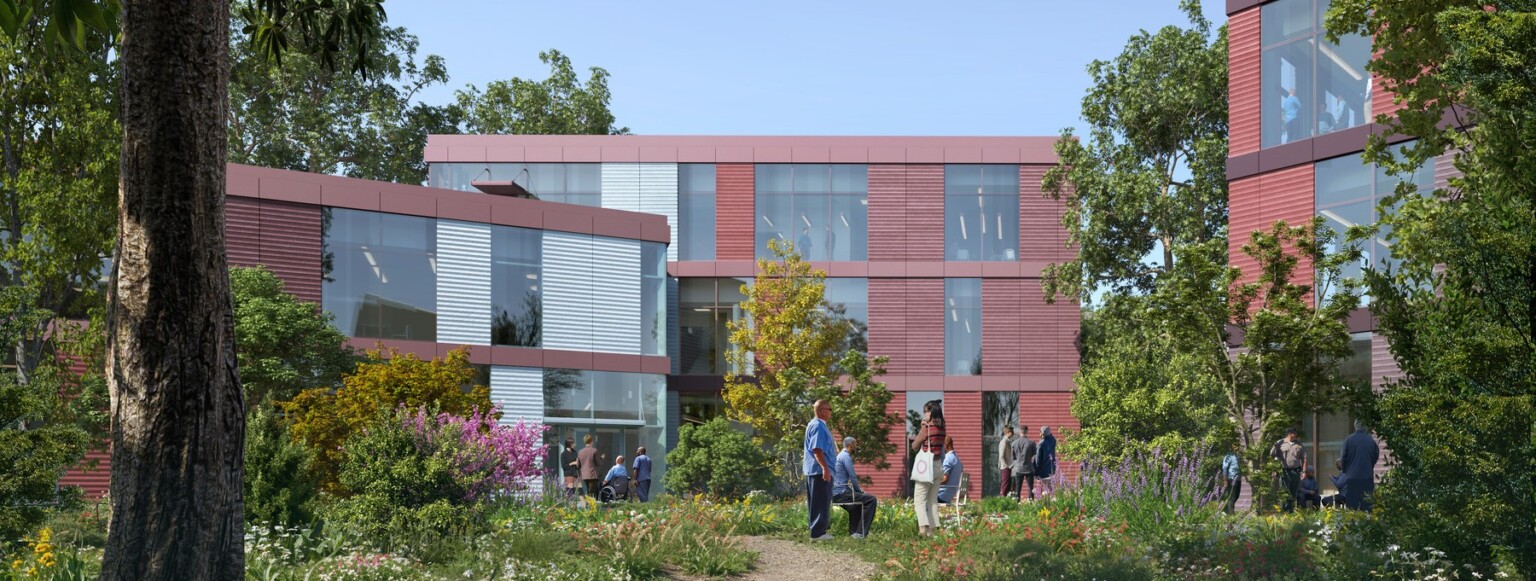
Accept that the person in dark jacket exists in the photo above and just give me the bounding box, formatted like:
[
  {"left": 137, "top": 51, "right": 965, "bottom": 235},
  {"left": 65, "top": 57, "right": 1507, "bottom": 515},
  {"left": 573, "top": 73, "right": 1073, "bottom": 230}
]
[
  {"left": 1338, "top": 420, "right": 1380, "bottom": 510},
  {"left": 1299, "top": 467, "right": 1322, "bottom": 509},
  {"left": 1034, "top": 426, "right": 1057, "bottom": 498},
  {"left": 1010, "top": 425, "right": 1037, "bottom": 501}
]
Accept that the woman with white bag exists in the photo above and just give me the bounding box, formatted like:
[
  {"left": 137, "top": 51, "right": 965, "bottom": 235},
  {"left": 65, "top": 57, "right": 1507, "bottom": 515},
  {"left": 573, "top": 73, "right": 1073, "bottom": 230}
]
[{"left": 909, "top": 400, "right": 947, "bottom": 537}]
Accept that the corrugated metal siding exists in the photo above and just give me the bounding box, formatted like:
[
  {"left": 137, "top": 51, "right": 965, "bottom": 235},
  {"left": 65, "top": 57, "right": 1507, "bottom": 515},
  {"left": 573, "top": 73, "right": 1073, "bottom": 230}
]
[
  {"left": 256, "top": 201, "right": 324, "bottom": 304},
  {"left": 601, "top": 163, "right": 641, "bottom": 213},
  {"left": 716, "top": 164, "right": 755, "bottom": 259},
  {"left": 1229, "top": 8, "right": 1262, "bottom": 156},
  {"left": 869, "top": 279, "right": 907, "bottom": 374},
  {"left": 435, "top": 220, "right": 492, "bottom": 345},
  {"left": 1018, "top": 392, "right": 1079, "bottom": 485},
  {"left": 1019, "top": 165, "right": 1072, "bottom": 262},
  {"left": 906, "top": 279, "right": 945, "bottom": 374},
  {"left": 1369, "top": 332, "right": 1398, "bottom": 481},
  {"left": 1054, "top": 295, "right": 1081, "bottom": 377},
  {"left": 905, "top": 165, "right": 945, "bottom": 260},
  {"left": 491, "top": 365, "right": 543, "bottom": 424},
  {"left": 666, "top": 390, "right": 680, "bottom": 452},
  {"left": 945, "top": 391, "right": 982, "bottom": 500},
  {"left": 1265, "top": 164, "right": 1316, "bottom": 303},
  {"left": 982, "top": 279, "right": 1024, "bottom": 376},
  {"left": 542, "top": 232, "right": 594, "bottom": 351},
  {"left": 639, "top": 163, "right": 679, "bottom": 262},
  {"left": 1433, "top": 149, "right": 1460, "bottom": 193},
  {"left": 60, "top": 449, "right": 112, "bottom": 498},
  {"left": 226, "top": 196, "right": 262, "bottom": 269},
  {"left": 868, "top": 165, "right": 907, "bottom": 261},
  {"left": 589, "top": 235, "right": 642, "bottom": 354},
  {"left": 1228, "top": 174, "right": 1265, "bottom": 291},
  {"left": 1019, "top": 281, "right": 1058, "bottom": 376},
  {"left": 1371, "top": 72, "right": 1402, "bottom": 120}
]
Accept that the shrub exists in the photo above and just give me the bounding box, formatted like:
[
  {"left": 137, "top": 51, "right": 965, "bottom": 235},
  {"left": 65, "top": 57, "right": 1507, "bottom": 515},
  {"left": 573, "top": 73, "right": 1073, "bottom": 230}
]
[
  {"left": 0, "top": 369, "right": 88, "bottom": 553},
  {"left": 400, "top": 407, "right": 546, "bottom": 502},
  {"left": 283, "top": 347, "right": 491, "bottom": 492},
  {"left": 664, "top": 417, "right": 774, "bottom": 498},
  {"left": 231, "top": 266, "right": 357, "bottom": 405},
  {"left": 243, "top": 402, "right": 319, "bottom": 527}
]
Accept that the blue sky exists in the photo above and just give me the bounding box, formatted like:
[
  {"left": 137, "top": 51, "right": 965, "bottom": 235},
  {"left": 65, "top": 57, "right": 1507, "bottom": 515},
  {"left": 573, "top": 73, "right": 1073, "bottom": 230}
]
[{"left": 390, "top": 0, "right": 1227, "bottom": 137}]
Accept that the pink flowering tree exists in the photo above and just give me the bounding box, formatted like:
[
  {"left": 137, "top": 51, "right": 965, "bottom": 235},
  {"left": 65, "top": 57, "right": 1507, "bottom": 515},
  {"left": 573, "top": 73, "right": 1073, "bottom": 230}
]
[{"left": 401, "top": 405, "right": 548, "bottom": 501}]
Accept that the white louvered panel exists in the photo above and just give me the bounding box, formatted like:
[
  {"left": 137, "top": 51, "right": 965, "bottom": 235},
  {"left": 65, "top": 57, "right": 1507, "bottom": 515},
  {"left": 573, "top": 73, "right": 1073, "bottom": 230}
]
[
  {"left": 435, "top": 220, "right": 491, "bottom": 345},
  {"left": 589, "top": 235, "right": 642, "bottom": 354},
  {"left": 541, "top": 232, "right": 594, "bottom": 351},
  {"left": 491, "top": 366, "right": 544, "bottom": 425},
  {"left": 639, "top": 163, "right": 679, "bottom": 261},
  {"left": 601, "top": 163, "right": 641, "bottom": 213}
]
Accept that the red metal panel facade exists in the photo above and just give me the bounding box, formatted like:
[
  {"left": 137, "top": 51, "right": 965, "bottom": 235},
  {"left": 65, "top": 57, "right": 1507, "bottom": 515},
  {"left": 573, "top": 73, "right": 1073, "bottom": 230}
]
[
  {"left": 715, "top": 163, "right": 755, "bottom": 259},
  {"left": 1228, "top": 174, "right": 1265, "bottom": 290},
  {"left": 868, "top": 165, "right": 907, "bottom": 261},
  {"left": 856, "top": 393, "right": 909, "bottom": 499},
  {"left": 1018, "top": 281, "right": 1058, "bottom": 377},
  {"left": 1052, "top": 295, "right": 1081, "bottom": 378},
  {"left": 982, "top": 279, "right": 1024, "bottom": 376},
  {"left": 904, "top": 279, "right": 945, "bottom": 375},
  {"left": 226, "top": 196, "right": 262, "bottom": 269},
  {"left": 1264, "top": 163, "right": 1316, "bottom": 299},
  {"left": 1018, "top": 391, "right": 1079, "bottom": 485},
  {"left": 1229, "top": 8, "right": 1262, "bottom": 156},
  {"left": 1433, "top": 149, "right": 1460, "bottom": 193},
  {"left": 904, "top": 165, "right": 945, "bottom": 261},
  {"left": 59, "top": 449, "right": 112, "bottom": 498},
  {"left": 257, "top": 200, "right": 323, "bottom": 304},
  {"left": 868, "top": 279, "right": 908, "bottom": 375},
  {"left": 1371, "top": 73, "right": 1403, "bottom": 120},
  {"left": 944, "top": 391, "right": 982, "bottom": 500},
  {"left": 1018, "top": 165, "right": 1071, "bottom": 262}
]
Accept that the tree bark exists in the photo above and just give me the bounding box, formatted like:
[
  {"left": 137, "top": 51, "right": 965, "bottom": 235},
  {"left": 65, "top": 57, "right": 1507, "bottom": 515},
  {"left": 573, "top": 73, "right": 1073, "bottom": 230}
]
[{"left": 103, "top": 0, "right": 244, "bottom": 578}]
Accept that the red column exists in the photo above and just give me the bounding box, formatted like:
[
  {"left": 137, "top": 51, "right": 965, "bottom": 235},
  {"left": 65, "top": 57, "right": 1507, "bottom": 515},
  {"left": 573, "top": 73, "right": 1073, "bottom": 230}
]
[
  {"left": 904, "top": 165, "right": 944, "bottom": 261},
  {"left": 1229, "top": 7, "right": 1262, "bottom": 156},
  {"left": 715, "top": 163, "right": 755, "bottom": 260}
]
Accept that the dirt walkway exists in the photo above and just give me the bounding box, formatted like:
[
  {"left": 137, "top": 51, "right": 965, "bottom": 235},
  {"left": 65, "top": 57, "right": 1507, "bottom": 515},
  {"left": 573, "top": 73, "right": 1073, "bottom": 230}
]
[{"left": 734, "top": 536, "right": 878, "bottom": 581}]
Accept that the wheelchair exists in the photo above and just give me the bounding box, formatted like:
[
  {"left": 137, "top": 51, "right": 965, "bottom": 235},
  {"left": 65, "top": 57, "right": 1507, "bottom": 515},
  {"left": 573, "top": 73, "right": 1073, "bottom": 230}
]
[{"left": 599, "top": 475, "right": 631, "bottom": 503}]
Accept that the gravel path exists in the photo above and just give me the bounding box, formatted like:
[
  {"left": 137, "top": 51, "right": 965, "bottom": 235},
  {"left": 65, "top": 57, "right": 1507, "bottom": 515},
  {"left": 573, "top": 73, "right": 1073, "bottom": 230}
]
[{"left": 735, "top": 536, "right": 878, "bottom": 581}]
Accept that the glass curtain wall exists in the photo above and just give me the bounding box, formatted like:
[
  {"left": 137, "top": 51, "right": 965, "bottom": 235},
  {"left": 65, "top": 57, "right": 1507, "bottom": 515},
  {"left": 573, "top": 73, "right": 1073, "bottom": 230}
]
[
  {"left": 904, "top": 391, "right": 945, "bottom": 499},
  {"left": 1315, "top": 143, "right": 1433, "bottom": 304},
  {"left": 823, "top": 278, "right": 869, "bottom": 354},
  {"left": 491, "top": 225, "right": 541, "bottom": 347},
  {"left": 428, "top": 163, "right": 603, "bottom": 207},
  {"left": 944, "top": 165, "right": 1020, "bottom": 261},
  {"left": 1300, "top": 332, "right": 1372, "bottom": 494},
  {"left": 754, "top": 164, "right": 868, "bottom": 261},
  {"left": 982, "top": 391, "right": 1020, "bottom": 497},
  {"left": 1261, "top": 0, "right": 1372, "bottom": 147},
  {"left": 945, "top": 279, "right": 983, "bottom": 376},
  {"left": 322, "top": 208, "right": 438, "bottom": 341},
  {"left": 543, "top": 369, "right": 668, "bottom": 492},
  {"left": 641, "top": 242, "right": 667, "bottom": 356},
  {"left": 676, "top": 278, "right": 752, "bottom": 375},
  {"left": 678, "top": 164, "right": 716, "bottom": 261}
]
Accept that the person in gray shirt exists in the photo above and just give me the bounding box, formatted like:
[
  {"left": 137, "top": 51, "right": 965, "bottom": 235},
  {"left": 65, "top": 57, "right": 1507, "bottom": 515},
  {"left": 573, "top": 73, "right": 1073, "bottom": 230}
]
[{"left": 1010, "top": 425, "right": 1037, "bottom": 501}]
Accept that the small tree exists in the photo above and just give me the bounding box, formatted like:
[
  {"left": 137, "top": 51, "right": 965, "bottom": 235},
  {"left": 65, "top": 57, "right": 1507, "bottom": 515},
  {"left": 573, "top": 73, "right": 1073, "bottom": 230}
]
[
  {"left": 232, "top": 266, "right": 357, "bottom": 405},
  {"left": 723, "top": 239, "right": 899, "bottom": 480},
  {"left": 242, "top": 402, "right": 317, "bottom": 528},
  {"left": 282, "top": 347, "right": 491, "bottom": 492},
  {"left": 664, "top": 418, "right": 773, "bottom": 498}
]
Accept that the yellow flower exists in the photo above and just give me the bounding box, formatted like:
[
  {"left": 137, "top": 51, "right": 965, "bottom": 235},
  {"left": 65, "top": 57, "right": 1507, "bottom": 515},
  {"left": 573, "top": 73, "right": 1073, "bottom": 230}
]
[{"left": 1038, "top": 508, "right": 1051, "bottom": 520}]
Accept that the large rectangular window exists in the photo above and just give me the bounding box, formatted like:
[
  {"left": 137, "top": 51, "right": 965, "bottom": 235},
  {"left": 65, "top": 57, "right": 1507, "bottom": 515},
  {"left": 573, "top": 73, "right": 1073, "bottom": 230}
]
[
  {"left": 491, "top": 225, "right": 541, "bottom": 347},
  {"left": 944, "top": 165, "right": 1020, "bottom": 261},
  {"left": 823, "top": 278, "right": 868, "bottom": 354},
  {"left": 427, "top": 163, "right": 603, "bottom": 207},
  {"left": 678, "top": 164, "right": 716, "bottom": 261},
  {"left": 982, "top": 391, "right": 1020, "bottom": 497},
  {"left": 322, "top": 208, "right": 437, "bottom": 341},
  {"left": 754, "top": 164, "right": 868, "bottom": 261},
  {"left": 543, "top": 369, "right": 665, "bottom": 424},
  {"left": 676, "top": 278, "right": 752, "bottom": 375},
  {"left": 1314, "top": 143, "right": 1432, "bottom": 304},
  {"left": 641, "top": 242, "right": 667, "bottom": 356},
  {"left": 1262, "top": 0, "right": 1372, "bottom": 148},
  {"left": 945, "top": 278, "right": 983, "bottom": 376}
]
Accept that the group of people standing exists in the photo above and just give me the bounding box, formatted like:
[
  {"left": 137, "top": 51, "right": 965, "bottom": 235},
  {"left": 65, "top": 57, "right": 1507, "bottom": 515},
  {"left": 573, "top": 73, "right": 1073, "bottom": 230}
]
[
  {"left": 1220, "top": 420, "right": 1380, "bottom": 514},
  {"left": 802, "top": 398, "right": 1059, "bottom": 540},
  {"left": 559, "top": 435, "right": 653, "bottom": 502}
]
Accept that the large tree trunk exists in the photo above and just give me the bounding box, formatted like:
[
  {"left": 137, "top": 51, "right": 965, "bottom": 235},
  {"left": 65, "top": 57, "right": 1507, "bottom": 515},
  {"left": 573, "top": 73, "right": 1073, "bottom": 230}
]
[{"left": 102, "top": 0, "right": 244, "bottom": 578}]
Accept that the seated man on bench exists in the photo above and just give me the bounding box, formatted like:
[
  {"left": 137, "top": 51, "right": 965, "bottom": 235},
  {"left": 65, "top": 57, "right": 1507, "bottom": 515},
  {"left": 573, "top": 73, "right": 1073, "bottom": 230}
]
[{"left": 832, "top": 436, "right": 878, "bottom": 538}]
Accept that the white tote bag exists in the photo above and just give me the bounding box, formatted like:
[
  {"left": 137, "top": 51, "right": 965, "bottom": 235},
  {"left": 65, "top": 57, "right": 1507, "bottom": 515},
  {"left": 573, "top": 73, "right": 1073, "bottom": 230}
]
[{"left": 910, "top": 443, "right": 938, "bottom": 484}]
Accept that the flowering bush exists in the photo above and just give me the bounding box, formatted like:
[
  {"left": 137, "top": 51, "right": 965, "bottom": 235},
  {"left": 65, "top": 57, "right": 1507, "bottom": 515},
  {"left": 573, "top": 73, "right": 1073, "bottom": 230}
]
[{"left": 401, "top": 406, "right": 547, "bottom": 502}]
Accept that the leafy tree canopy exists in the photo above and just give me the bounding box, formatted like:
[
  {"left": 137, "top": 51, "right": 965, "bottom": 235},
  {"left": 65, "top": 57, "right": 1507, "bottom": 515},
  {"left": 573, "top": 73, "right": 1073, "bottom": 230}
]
[{"left": 231, "top": 266, "right": 356, "bottom": 405}]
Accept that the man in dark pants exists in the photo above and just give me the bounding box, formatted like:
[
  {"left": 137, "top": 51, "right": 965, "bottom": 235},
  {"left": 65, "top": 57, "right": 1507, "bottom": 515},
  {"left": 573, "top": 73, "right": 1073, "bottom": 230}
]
[
  {"left": 1271, "top": 428, "right": 1307, "bottom": 512},
  {"left": 804, "top": 399, "right": 835, "bottom": 540},
  {"left": 1338, "top": 420, "right": 1380, "bottom": 510},
  {"left": 632, "top": 447, "right": 653, "bottom": 502},
  {"left": 1220, "top": 443, "right": 1242, "bottom": 514},
  {"left": 832, "top": 437, "right": 878, "bottom": 538},
  {"left": 1010, "top": 424, "right": 1037, "bottom": 501},
  {"left": 577, "top": 434, "right": 601, "bottom": 498}
]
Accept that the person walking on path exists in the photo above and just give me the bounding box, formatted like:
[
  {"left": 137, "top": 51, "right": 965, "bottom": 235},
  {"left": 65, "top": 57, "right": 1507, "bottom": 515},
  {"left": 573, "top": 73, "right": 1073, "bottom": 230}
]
[
  {"left": 998, "top": 425, "right": 1015, "bottom": 498},
  {"left": 832, "top": 436, "right": 878, "bottom": 538},
  {"left": 1270, "top": 427, "right": 1307, "bottom": 512},
  {"left": 1338, "top": 419, "right": 1380, "bottom": 510},
  {"left": 910, "top": 400, "right": 946, "bottom": 537},
  {"left": 804, "top": 399, "right": 836, "bottom": 540},
  {"left": 1220, "top": 443, "right": 1242, "bottom": 514},
  {"left": 1010, "top": 424, "right": 1037, "bottom": 501},
  {"left": 577, "top": 434, "right": 601, "bottom": 498},
  {"left": 1034, "top": 426, "right": 1057, "bottom": 498},
  {"left": 632, "top": 447, "right": 653, "bottom": 502}
]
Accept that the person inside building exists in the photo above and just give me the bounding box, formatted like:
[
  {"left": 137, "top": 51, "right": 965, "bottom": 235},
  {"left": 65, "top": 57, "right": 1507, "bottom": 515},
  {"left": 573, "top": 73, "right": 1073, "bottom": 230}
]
[
  {"left": 832, "top": 436, "right": 878, "bottom": 538},
  {"left": 937, "top": 436, "right": 964, "bottom": 504}
]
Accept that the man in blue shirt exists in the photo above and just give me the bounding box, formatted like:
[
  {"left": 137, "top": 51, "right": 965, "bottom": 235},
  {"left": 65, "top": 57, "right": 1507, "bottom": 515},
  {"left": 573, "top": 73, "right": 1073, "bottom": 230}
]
[
  {"left": 1221, "top": 444, "right": 1242, "bottom": 514},
  {"left": 937, "top": 436, "right": 964, "bottom": 504},
  {"left": 1282, "top": 86, "right": 1303, "bottom": 142},
  {"left": 602, "top": 456, "right": 629, "bottom": 501},
  {"left": 832, "top": 436, "right": 878, "bottom": 538},
  {"left": 803, "top": 399, "right": 835, "bottom": 540},
  {"left": 631, "top": 447, "right": 653, "bottom": 502}
]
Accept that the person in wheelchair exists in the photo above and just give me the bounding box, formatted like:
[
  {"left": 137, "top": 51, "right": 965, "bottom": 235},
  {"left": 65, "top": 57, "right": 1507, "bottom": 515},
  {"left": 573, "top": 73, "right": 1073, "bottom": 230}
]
[{"left": 600, "top": 456, "right": 631, "bottom": 503}]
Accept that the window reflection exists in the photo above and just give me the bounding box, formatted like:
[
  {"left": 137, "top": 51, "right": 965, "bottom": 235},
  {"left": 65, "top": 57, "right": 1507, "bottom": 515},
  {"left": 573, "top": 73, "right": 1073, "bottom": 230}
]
[
  {"left": 944, "top": 165, "right": 1020, "bottom": 261},
  {"left": 542, "top": 368, "right": 666, "bottom": 424},
  {"left": 677, "top": 278, "right": 751, "bottom": 375},
  {"left": 1314, "top": 143, "right": 1432, "bottom": 305},
  {"left": 823, "top": 278, "right": 868, "bottom": 354},
  {"left": 641, "top": 243, "right": 666, "bottom": 356},
  {"left": 678, "top": 164, "right": 716, "bottom": 261},
  {"left": 322, "top": 208, "right": 437, "bottom": 341},
  {"left": 427, "top": 163, "right": 603, "bottom": 207},
  {"left": 754, "top": 164, "right": 868, "bottom": 261},
  {"left": 944, "top": 279, "right": 983, "bottom": 376},
  {"left": 492, "top": 225, "right": 541, "bottom": 347},
  {"left": 1262, "top": 0, "right": 1372, "bottom": 148}
]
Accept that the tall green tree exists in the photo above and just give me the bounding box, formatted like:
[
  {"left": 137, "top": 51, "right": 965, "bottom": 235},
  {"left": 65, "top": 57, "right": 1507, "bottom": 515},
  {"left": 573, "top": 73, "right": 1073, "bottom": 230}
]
[
  {"left": 455, "top": 49, "right": 630, "bottom": 136},
  {"left": 723, "top": 239, "right": 898, "bottom": 481},
  {"left": 2, "top": 0, "right": 387, "bottom": 576},
  {"left": 231, "top": 266, "right": 356, "bottom": 405},
  {"left": 1328, "top": 1, "right": 1535, "bottom": 572}
]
